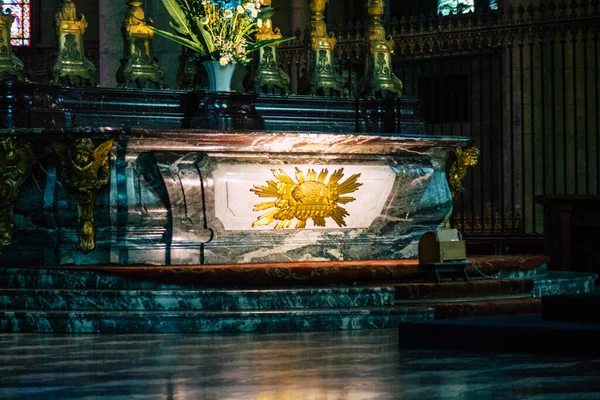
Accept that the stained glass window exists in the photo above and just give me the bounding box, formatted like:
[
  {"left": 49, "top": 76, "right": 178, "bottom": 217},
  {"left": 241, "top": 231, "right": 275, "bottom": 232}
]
[
  {"left": 438, "top": 0, "right": 498, "bottom": 16},
  {"left": 2, "top": 0, "right": 31, "bottom": 46},
  {"left": 438, "top": 0, "right": 475, "bottom": 16}
]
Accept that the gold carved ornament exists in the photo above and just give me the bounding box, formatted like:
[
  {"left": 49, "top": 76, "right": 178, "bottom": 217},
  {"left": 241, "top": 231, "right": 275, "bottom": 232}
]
[
  {"left": 52, "top": 138, "right": 113, "bottom": 254},
  {"left": 0, "top": 137, "right": 34, "bottom": 254},
  {"left": 448, "top": 146, "right": 480, "bottom": 199},
  {"left": 251, "top": 168, "right": 362, "bottom": 229}
]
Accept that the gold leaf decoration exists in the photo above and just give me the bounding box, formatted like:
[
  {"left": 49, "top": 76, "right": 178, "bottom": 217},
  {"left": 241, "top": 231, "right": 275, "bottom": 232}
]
[{"left": 251, "top": 167, "right": 362, "bottom": 229}]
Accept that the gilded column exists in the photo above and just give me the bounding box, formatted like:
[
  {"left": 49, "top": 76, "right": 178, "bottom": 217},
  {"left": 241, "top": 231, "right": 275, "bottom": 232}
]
[
  {"left": 117, "top": 1, "right": 165, "bottom": 89},
  {"left": 356, "top": 0, "right": 402, "bottom": 98},
  {"left": 253, "top": 0, "right": 290, "bottom": 94}
]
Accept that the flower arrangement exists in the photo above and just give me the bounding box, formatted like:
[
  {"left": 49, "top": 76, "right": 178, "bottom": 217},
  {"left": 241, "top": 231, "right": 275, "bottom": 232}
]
[{"left": 154, "top": 0, "right": 290, "bottom": 66}]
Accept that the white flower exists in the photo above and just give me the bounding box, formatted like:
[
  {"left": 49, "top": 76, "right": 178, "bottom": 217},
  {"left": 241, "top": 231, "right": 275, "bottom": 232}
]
[
  {"left": 256, "top": 18, "right": 263, "bottom": 28},
  {"left": 251, "top": 9, "right": 258, "bottom": 18},
  {"left": 223, "top": 9, "right": 233, "bottom": 18},
  {"left": 244, "top": 3, "right": 255, "bottom": 11},
  {"left": 237, "top": 5, "right": 244, "bottom": 14},
  {"left": 219, "top": 57, "right": 229, "bottom": 66}
]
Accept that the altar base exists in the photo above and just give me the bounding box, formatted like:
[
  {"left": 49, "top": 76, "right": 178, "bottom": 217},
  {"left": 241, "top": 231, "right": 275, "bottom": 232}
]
[{"left": 0, "top": 255, "right": 596, "bottom": 333}]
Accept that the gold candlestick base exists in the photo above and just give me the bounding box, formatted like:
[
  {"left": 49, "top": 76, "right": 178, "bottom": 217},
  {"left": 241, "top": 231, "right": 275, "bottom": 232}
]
[
  {"left": 117, "top": 1, "right": 166, "bottom": 89},
  {"left": 0, "top": 12, "right": 24, "bottom": 82},
  {"left": 52, "top": 0, "right": 97, "bottom": 86},
  {"left": 303, "top": 0, "right": 344, "bottom": 96},
  {"left": 356, "top": 0, "right": 403, "bottom": 98}
]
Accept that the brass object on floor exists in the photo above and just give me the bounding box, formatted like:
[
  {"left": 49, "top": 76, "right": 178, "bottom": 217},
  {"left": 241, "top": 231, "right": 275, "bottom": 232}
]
[
  {"left": 356, "top": 0, "right": 402, "bottom": 98},
  {"left": 117, "top": 1, "right": 165, "bottom": 89},
  {"left": 303, "top": 0, "right": 344, "bottom": 96},
  {"left": 448, "top": 146, "right": 480, "bottom": 199},
  {"left": 253, "top": 0, "right": 289, "bottom": 94},
  {"left": 251, "top": 167, "right": 362, "bottom": 229},
  {"left": 0, "top": 137, "right": 34, "bottom": 254},
  {"left": 0, "top": 11, "right": 24, "bottom": 82},
  {"left": 52, "top": 138, "right": 113, "bottom": 254},
  {"left": 52, "top": 0, "right": 97, "bottom": 86}
]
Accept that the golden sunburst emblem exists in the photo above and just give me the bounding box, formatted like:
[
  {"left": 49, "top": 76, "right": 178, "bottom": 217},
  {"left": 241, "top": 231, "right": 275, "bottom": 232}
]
[{"left": 250, "top": 168, "right": 362, "bottom": 229}]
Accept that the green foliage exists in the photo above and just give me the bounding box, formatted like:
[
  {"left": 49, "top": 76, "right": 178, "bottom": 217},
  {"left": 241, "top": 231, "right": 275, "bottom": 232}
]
[{"left": 152, "top": 0, "right": 292, "bottom": 65}]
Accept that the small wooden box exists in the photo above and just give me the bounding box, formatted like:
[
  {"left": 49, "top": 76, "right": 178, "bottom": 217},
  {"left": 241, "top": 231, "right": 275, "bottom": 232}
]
[{"left": 418, "top": 229, "right": 466, "bottom": 264}]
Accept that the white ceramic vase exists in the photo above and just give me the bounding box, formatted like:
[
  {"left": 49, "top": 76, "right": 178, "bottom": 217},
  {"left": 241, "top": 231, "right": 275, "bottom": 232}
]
[{"left": 203, "top": 61, "right": 237, "bottom": 92}]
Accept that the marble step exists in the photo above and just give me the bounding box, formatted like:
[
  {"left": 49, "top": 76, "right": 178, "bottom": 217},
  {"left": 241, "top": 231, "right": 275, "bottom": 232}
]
[
  {"left": 405, "top": 296, "right": 542, "bottom": 319},
  {"left": 0, "top": 286, "right": 394, "bottom": 312},
  {"left": 379, "top": 279, "right": 535, "bottom": 301},
  {"left": 377, "top": 272, "right": 596, "bottom": 302},
  {"left": 530, "top": 272, "right": 598, "bottom": 297},
  {"left": 0, "top": 268, "right": 188, "bottom": 291},
  {"left": 0, "top": 257, "right": 549, "bottom": 291},
  {"left": 0, "top": 306, "right": 435, "bottom": 333},
  {"left": 391, "top": 272, "right": 597, "bottom": 319}
]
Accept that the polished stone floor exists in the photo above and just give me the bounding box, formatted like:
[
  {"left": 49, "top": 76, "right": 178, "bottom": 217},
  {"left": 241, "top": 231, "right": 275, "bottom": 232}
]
[{"left": 1, "top": 330, "right": 599, "bottom": 400}]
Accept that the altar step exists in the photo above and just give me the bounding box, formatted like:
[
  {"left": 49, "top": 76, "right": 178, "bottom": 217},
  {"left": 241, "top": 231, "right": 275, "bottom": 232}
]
[
  {"left": 0, "top": 256, "right": 596, "bottom": 333},
  {"left": 0, "top": 307, "right": 432, "bottom": 334},
  {"left": 0, "top": 286, "right": 396, "bottom": 311},
  {"left": 0, "top": 255, "right": 550, "bottom": 289},
  {"left": 378, "top": 272, "right": 595, "bottom": 301},
  {"left": 387, "top": 272, "right": 596, "bottom": 320},
  {"left": 403, "top": 296, "right": 543, "bottom": 319},
  {"left": 0, "top": 270, "right": 436, "bottom": 332}
]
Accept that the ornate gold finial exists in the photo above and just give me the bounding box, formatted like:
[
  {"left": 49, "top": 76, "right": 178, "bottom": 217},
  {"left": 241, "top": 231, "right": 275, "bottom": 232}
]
[
  {"left": 356, "top": 0, "right": 403, "bottom": 98},
  {"left": 302, "top": 0, "right": 344, "bottom": 95},
  {"left": 448, "top": 146, "right": 480, "bottom": 199},
  {"left": 52, "top": 0, "right": 97, "bottom": 86},
  {"left": 0, "top": 137, "right": 34, "bottom": 254},
  {"left": 0, "top": 11, "right": 25, "bottom": 82},
  {"left": 52, "top": 138, "right": 113, "bottom": 254},
  {"left": 251, "top": 167, "right": 362, "bottom": 229},
  {"left": 253, "top": 0, "right": 290, "bottom": 94},
  {"left": 117, "top": 0, "right": 166, "bottom": 89}
]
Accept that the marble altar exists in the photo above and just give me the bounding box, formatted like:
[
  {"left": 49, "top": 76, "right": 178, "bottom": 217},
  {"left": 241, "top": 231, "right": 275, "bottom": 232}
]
[{"left": 0, "top": 127, "right": 469, "bottom": 266}]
